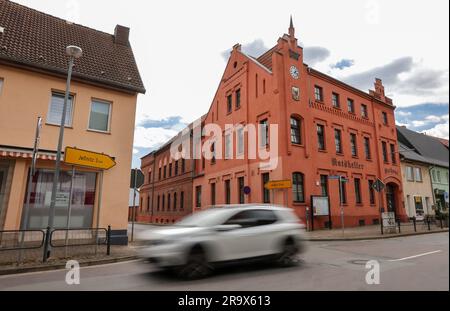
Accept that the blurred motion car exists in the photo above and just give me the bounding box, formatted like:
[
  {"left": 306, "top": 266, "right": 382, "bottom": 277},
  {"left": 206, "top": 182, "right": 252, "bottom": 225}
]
[{"left": 137, "top": 205, "right": 306, "bottom": 279}]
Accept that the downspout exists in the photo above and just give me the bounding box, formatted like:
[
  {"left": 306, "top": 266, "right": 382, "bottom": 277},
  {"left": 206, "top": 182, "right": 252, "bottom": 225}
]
[{"left": 428, "top": 165, "right": 436, "bottom": 208}]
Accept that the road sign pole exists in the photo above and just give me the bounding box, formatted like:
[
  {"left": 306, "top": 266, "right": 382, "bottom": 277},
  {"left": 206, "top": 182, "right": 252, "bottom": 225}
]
[{"left": 131, "top": 168, "right": 137, "bottom": 242}]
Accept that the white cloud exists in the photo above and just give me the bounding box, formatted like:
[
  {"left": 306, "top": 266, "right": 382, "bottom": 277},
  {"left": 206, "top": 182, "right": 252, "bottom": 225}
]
[
  {"left": 422, "top": 122, "right": 450, "bottom": 139},
  {"left": 133, "top": 126, "right": 178, "bottom": 149},
  {"left": 396, "top": 111, "right": 412, "bottom": 117},
  {"left": 132, "top": 148, "right": 139, "bottom": 154},
  {"left": 411, "top": 120, "right": 426, "bottom": 127}
]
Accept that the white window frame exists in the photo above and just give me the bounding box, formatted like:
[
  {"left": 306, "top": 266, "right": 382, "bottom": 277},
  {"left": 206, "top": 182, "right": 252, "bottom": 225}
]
[
  {"left": 414, "top": 167, "right": 422, "bottom": 182},
  {"left": 406, "top": 166, "right": 414, "bottom": 181},
  {"left": 237, "top": 127, "right": 244, "bottom": 156},
  {"left": 88, "top": 99, "right": 112, "bottom": 133},
  {"left": 46, "top": 91, "right": 75, "bottom": 127},
  {"left": 224, "top": 133, "right": 232, "bottom": 159}
]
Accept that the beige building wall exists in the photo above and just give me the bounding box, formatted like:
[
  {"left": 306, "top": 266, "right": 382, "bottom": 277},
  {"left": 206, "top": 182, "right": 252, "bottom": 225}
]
[
  {"left": 400, "top": 161, "right": 434, "bottom": 218},
  {"left": 0, "top": 64, "right": 137, "bottom": 232}
]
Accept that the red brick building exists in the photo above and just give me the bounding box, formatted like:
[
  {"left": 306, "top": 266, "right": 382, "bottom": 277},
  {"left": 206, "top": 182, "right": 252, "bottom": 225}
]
[
  {"left": 137, "top": 126, "right": 196, "bottom": 224},
  {"left": 190, "top": 19, "right": 406, "bottom": 229}
]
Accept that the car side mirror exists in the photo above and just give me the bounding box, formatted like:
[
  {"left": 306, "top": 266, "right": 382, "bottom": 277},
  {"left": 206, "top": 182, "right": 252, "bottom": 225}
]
[{"left": 214, "top": 224, "right": 242, "bottom": 232}]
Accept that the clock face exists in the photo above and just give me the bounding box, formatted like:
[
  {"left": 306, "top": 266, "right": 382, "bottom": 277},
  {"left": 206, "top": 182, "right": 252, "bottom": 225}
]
[{"left": 290, "top": 65, "right": 299, "bottom": 79}]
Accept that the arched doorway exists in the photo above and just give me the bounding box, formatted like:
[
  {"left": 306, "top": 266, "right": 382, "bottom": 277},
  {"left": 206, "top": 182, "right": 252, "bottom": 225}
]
[{"left": 386, "top": 183, "right": 399, "bottom": 217}]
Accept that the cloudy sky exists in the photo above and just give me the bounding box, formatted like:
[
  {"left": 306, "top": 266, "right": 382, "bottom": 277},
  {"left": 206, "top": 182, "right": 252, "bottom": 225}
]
[{"left": 15, "top": 0, "right": 449, "bottom": 167}]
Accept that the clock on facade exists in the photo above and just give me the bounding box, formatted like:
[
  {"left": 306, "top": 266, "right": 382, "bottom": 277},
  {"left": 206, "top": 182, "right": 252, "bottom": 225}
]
[{"left": 289, "top": 65, "right": 299, "bottom": 79}]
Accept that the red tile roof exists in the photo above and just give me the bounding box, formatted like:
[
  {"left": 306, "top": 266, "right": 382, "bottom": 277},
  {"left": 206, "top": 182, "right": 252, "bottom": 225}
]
[
  {"left": 0, "top": 0, "right": 145, "bottom": 94},
  {"left": 256, "top": 45, "right": 277, "bottom": 71}
]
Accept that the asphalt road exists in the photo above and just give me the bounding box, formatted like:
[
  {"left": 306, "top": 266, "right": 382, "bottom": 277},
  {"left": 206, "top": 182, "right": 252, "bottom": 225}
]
[{"left": 0, "top": 232, "right": 448, "bottom": 291}]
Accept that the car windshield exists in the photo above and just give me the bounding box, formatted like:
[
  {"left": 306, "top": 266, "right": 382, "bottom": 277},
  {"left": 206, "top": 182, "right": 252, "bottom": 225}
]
[{"left": 175, "top": 209, "right": 227, "bottom": 227}]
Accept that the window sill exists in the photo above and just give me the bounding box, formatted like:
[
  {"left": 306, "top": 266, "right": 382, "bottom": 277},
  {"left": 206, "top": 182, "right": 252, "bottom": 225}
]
[
  {"left": 332, "top": 106, "right": 341, "bottom": 110},
  {"left": 356, "top": 203, "right": 363, "bottom": 207},
  {"left": 291, "top": 143, "right": 304, "bottom": 148},
  {"left": 87, "top": 128, "right": 111, "bottom": 135},
  {"left": 352, "top": 155, "right": 359, "bottom": 159},
  {"left": 46, "top": 122, "right": 73, "bottom": 129},
  {"left": 293, "top": 202, "right": 306, "bottom": 206},
  {"left": 335, "top": 152, "right": 344, "bottom": 156},
  {"left": 318, "top": 149, "right": 327, "bottom": 153}
]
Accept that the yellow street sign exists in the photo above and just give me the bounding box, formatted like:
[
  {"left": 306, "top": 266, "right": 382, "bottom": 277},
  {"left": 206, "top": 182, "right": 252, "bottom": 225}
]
[
  {"left": 64, "top": 147, "right": 116, "bottom": 170},
  {"left": 264, "top": 180, "right": 292, "bottom": 190}
]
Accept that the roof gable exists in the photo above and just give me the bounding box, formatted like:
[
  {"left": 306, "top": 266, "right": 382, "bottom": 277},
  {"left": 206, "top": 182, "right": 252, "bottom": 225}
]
[{"left": 0, "top": 0, "right": 145, "bottom": 93}]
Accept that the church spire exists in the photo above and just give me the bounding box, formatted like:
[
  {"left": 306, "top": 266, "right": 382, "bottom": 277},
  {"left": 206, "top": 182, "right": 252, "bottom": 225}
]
[{"left": 288, "top": 15, "right": 295, "bottom": 37}]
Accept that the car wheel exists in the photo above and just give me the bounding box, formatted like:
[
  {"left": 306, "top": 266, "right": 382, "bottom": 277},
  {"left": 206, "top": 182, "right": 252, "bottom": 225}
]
[
  {"left": 176, "top": 247, "right": 212, "bottom": 280},
  {"left": 277, "top": 239, "right": 299, "bottom": 267}
]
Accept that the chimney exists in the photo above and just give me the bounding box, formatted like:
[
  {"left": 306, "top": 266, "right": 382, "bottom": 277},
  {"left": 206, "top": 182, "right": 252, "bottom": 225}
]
[{"left": 114, "top": 25, "right": 130, "bottom": 46}]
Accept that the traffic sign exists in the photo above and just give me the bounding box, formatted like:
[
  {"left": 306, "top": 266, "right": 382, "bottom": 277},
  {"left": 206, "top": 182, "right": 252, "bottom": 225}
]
[
  {"left": 130, "top": 169, "right": 145, "bottom": 189},
  {"left": 64, "top": 147, "right": 116, "bottom": 170},
  {"left": 372, "top": 178, "right": 385, "bottom": 192},
  {"left": 264, "top": 180, "right": 292, "bottom": 190},
  {"left": 243, "top": 186, "right": 251, "bottom": 195}
]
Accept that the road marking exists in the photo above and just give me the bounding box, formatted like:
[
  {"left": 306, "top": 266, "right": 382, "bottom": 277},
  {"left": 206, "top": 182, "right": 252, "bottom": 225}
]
[{"left": 387, "top": 250, "right": 442, "bottom": 262}]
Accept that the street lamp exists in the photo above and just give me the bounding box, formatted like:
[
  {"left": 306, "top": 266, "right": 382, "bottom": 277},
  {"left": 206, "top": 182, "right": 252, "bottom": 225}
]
[{"left": 43, "top": 45, "right": 82, "bottom": 261}]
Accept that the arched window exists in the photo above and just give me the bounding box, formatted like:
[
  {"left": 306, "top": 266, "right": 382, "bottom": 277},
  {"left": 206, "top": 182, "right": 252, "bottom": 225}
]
[
  {"left": 290, "top": 116, "right": 302, "bottom": 144},
  {"left": 292, "top": 172, "right": 305, "bottom": 203}
]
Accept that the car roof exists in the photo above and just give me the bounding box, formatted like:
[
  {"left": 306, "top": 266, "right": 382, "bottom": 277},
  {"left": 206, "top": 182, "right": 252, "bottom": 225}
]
[{"left": 205, "top": 204, "right": 292, "bottom": 212}]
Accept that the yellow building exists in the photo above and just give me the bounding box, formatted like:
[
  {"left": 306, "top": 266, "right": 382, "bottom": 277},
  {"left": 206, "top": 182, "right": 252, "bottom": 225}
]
[{"left": 0, "top": 1, "right": 145, "bottom": 244}]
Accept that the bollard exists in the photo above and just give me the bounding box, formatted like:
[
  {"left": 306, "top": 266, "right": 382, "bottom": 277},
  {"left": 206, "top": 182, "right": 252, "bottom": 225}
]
[
  {"left": 440, "top": 218, "right": 443, "bottom": 229},
  {"left": 413, "top": 217, "right": 417, "bottom": 232},
  {"left": 42, "top": 226, "right": 51, "bottom": 262},
  {"left": 106, "top": 225, "right": 111, "bottom": 256},
  {"left": 380, "top": 218, "right": 384, "bottom": 235},
  {"left": 427, "top": 218, "right": 431, "bottom": 231},
  {"left": 397, "top": 219, "right": 401, "bottom": 233}
]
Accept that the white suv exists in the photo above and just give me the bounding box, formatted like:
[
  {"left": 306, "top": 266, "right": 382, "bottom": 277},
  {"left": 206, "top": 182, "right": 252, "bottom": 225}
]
[{"left": 137, "top": 205, "right": 306, "bottom": 279}]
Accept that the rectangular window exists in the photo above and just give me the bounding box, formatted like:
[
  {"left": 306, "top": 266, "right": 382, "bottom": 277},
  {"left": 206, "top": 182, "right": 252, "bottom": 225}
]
[
  {"left": 354, "top": 178, "right": 362, "bottom": 204},
  {"left": 406, "top": 166, "right": 414, "bottom": 181},
  {"left": 332, "top": 92, "right": 340, "bottom": 108},
  {"left": 237, "top": 128, "right": 244, "bottom": 155},
  {"left": 292, "top": 172, "right": 305, "bottom": 203},
  {"left": 390, "top": 144, "right": 396, "bottom": 164},
  {"left": 361, "top": 104, "right": 368, "bottom": 118},
  {"left": 147, "top": 196, "right": 150, "bottom": 212},
  {"left": 89, "top": 100, "right": 111, "bottom": 132},
  {"left": 437, "top": 171, "right": 441, "bottom": 183},
  {"left": 238, "top": 176, "right": 245, "bottom": 204},
  {"left": 181, "top": 159, "right": 186, "bottom": 173},
  {"left": 262, "top": 173, "right": 270, "bottom": 203},
  {"left": 414, "top": 167, "right": 422, "bottom": 182},
  {"left": 211, "top": 142, "right": 216, "bottom": 164},
  {"left": 382, "top": 142, "right": 388, "bottom": 162},
  {"left": 23, "top": 169, "right": 96, "bottom": 229},
  {"left": 225, "top": 133, "right": 231, "bottom": 159},
  {"left": 174, "top": 160, "right": 178, "bottom": 175},
  {"left": 317, "top": 124, "right": 325, "bottom": 151},
  {"left": 168, "top": 163, "right": 172, "bottom": 177},
  {"left": 227, "top": 94, "right": 232, "bottom": 113},
  {"left": 157, "top": 195, "right": 160, "bottom": 211},
  {"left": 47, "top": 92, "right": 74, "bottom": 126},
  {"left": 211, "top": 183, "right": 216, "bottom": 206},
  {"left": 148, "top": 171, "right": 152, "bottom": 183},
  {"left": 339, "top": 180, "right": 347, "bottom": 204},
  {"left": 0, "top": 77, "right": 4, "bottom": 95},
  {"left": 235, "top": 89, "right": 241, "bottom": 109},
  {"left": 225, "top": 180, "right": 231, "bottom": 204},
  {"left": 167, "top": 193, "right": 171, "bottom": 211},
  {"left": 432, "top": 170, "right": 436, "bottom": 182},
  {"left": 162, "top": 194, "right": 165, "bottom": 211},
  {"left": 368, "top": 180, "right": 375, "bottom": 204},
  {"left": 195, "top": 186, "right": 202, "bottom": 208},
  {"left": 290, "top": 117, "right": 301, "bottom": 144},
  {"left": 364, "top": 137, "right": 371, "bottom": 160},
  {"left": 158, "top": 167, "right": 162, "bottom": 180},
  {"left": 173, "top": 192, "right": 177, "bottom": 210},
  {"left": 350, "top": 133, "right": 357, "bottom": 157},
  {"left": 260, "top": 119, "right": 269, "bottom": 147},
  {"left": 163, "top": 165, "right": 167, "bottom": 178},
  {"left": 180, "top": 191, "right": 184, "bottom": 210},
  {"left": 334, "top": 129, "right": 342, "bottom": 154},
  {"left": 315, "top": 86, "right": 323, "bottom": 102},
  {"left": 320, "top": 175, "right": 328, "bottom": 196},
  {"left": 382, "top": 111, "right": 388, "bottom": 125},
  {"left": 347, "top": 98, "right": 354, "bottom": 113}
]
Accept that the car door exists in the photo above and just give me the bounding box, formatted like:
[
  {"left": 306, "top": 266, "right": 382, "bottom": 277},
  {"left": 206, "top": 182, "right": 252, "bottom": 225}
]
[{"left": 215, "top": 209, "right": 279, "bottom": 260}]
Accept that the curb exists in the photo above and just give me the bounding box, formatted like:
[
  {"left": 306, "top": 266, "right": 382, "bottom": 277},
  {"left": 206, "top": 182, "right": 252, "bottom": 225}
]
[
  {"left": 0, "top": 255, "right": 139, "bottom": 276},
  {"left": 305, "top": 229, "right": 448, "bottom": 241}
]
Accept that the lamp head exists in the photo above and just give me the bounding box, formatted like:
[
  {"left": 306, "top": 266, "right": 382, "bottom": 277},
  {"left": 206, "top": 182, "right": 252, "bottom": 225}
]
[{"left": 66, "top": 45, "right": 83, "bottom": 59}]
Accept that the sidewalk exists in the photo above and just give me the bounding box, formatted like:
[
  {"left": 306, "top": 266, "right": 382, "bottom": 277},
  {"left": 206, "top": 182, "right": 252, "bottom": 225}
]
[
  {"left": 0, "top": 245, "right": 138, "bottom": 276},
  {"left": 305, "top": 224, "right": 448, "bottom": 241}
]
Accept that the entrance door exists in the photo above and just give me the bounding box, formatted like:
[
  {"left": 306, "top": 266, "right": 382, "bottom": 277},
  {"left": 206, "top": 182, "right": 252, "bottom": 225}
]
[{"left": 386, "top": 184, "right": 396, "bottom": 216}]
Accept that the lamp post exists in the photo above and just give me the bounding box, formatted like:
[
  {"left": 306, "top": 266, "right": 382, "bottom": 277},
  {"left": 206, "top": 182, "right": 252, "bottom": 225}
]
[{"left": 43, "top": 45, "right": 82, "bottom": 262}]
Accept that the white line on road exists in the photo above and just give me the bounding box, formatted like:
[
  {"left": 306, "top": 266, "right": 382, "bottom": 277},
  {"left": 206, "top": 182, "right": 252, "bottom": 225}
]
[{"left": 387, "top": 250, "right": 442, "bottom": 262}]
